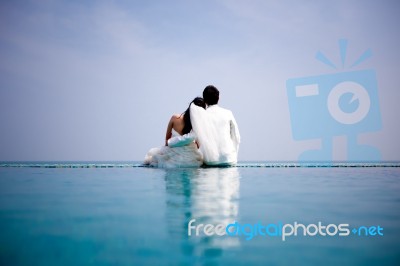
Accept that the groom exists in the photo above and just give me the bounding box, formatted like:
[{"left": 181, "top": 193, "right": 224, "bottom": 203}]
[{"left": 202, "top": 85, "right": 240, "bottom": 166}]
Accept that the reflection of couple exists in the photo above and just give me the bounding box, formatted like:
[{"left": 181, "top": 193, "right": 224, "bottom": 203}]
[
  {"left": 163, "top": 167, "right": 240, "bottom": 263},
  {"left": 144, "top": 85, "right": 240, "bottom": 168}
]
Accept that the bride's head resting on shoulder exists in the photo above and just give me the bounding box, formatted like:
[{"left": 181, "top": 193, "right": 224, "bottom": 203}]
[
  {"left": 182, "top": 97, "right": 206, "bottom": 134},
  {"left": 191, "top": 97, "right": 206, "bottom": 109}
]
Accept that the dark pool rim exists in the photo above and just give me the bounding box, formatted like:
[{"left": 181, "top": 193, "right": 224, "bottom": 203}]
[{"left": 1, "top": 161, "right": 400, "bottom": 168}]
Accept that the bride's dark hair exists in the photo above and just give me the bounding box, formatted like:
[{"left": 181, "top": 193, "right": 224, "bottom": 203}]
[{"left": 182, "top": 97, "right": 206, "bottom": 135}]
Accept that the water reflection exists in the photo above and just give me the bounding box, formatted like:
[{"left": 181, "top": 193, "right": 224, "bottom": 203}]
[{"left": 164, "top": 167, "right": 240, "bottom": 262}]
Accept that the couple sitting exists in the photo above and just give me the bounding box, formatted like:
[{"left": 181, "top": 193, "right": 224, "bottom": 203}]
[{"left": 144, "top": 85, "right": 240, "bottom": 168}]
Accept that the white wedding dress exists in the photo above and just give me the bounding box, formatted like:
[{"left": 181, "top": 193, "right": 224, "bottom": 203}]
[{"left": 144, "top": 129, "right": 203, "bottom": 168}]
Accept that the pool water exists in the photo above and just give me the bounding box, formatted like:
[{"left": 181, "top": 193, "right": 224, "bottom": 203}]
[{"left": 0, "top": 164, "right": 399, "bottom": 265}]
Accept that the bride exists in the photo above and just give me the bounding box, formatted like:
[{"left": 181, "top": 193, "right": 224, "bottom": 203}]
[{"left": 144, "top": 97, "right": 206, "bottom": 168}]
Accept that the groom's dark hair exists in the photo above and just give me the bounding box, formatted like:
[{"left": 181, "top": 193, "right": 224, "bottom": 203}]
[{"left": 203, "top": 85, "right": 219, "bottom": 105}]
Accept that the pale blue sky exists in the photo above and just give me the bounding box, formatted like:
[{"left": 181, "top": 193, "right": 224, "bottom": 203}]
[{"left": 0, "top": 0, "right": 399, "bottom": 161}]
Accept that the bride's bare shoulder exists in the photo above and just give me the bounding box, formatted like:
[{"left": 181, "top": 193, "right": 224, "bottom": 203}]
[
  {"left": 171, "top": 114, "right": 183, "bottom": 121},
  {"left": 168, "top": 114, "right": 183, "bottom": 128}
]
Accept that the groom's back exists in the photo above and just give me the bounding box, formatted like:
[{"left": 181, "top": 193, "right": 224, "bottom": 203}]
[
  {"left": 206, "top": 105, "right": 232, "bottom": 130},
  {"left": 205, "top": 105, "right": 239, "bottom": 165},
  {"left": 202, "top": 85, "right": 240, "bottom": 165}
]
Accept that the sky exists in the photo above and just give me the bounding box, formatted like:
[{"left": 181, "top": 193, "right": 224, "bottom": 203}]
[{"left": 0, "top": 0, "right": 399, "bottom": 162}]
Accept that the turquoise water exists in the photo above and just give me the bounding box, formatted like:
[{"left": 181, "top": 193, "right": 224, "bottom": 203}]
[{"left": 0, "top": 163, "right": 399, "bottom": 265}]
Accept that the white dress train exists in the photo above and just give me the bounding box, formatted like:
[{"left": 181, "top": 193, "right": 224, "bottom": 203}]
[{"left": 144, "top": 129, "right": 203, "bottom": 168}]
